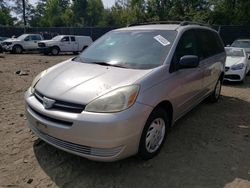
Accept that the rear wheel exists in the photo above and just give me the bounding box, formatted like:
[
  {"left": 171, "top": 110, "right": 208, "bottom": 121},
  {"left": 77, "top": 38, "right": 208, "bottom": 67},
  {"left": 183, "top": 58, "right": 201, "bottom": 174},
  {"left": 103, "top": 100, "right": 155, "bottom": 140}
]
[
  {"left": 138, "top": 108, "right": 169, "bottom": 160},
  {"left": 51, "top": 46, "right": 59, "bottom": 55},
  {"left": 13, "top": 45, "right": 23, "bottom": 54},
  {"left": 209, "top": 79, "right": 222, "bottom": 102}
]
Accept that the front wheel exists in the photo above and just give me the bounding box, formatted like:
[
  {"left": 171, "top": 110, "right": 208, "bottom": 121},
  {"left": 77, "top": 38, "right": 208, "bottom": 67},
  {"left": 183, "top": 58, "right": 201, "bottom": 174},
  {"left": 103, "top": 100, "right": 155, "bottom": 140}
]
[
  {"left": 13, "top": 45, "right": 23, "bottom": 54},
  {"left": 51, "top": 46, "right": 59, "bottom": 55},
  {"left": 138, "top": 108, "right": 169, "bottom": 160},
  {"left": 209, "top": 79, "right": 222, "bottom": 103}
]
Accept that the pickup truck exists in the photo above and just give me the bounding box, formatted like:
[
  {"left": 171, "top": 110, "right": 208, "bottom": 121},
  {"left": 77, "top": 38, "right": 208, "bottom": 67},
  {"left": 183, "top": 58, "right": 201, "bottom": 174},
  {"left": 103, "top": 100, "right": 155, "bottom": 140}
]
[
  {"left": 38, "top": 35, "right": 93, "bottom": 55},
  {"left": 2, "top": 34, "right": 43, "bottom": 54}
]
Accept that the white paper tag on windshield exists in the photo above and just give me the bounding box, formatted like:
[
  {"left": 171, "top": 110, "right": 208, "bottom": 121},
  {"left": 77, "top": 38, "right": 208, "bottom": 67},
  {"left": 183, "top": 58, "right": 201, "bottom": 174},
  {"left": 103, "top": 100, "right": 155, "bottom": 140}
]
[{"left": 154, "top": 35, "right": 170, "bottom": 46}]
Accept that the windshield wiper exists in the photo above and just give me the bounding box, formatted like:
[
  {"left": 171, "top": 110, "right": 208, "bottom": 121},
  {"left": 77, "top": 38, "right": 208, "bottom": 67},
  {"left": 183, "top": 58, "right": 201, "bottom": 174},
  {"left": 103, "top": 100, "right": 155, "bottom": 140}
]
[
  {"left": 90, "top": 61, "right": 128, "bottom": 68},
  {"left": 73, "top": 57, "right": 128, "bottom": 68}
]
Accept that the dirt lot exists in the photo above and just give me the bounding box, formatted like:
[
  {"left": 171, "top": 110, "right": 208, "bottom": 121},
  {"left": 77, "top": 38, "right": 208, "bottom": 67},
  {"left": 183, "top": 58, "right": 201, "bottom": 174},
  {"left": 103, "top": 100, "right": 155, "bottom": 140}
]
[{"left": 0, "top": 54, "right": 250, "bottom": 188}]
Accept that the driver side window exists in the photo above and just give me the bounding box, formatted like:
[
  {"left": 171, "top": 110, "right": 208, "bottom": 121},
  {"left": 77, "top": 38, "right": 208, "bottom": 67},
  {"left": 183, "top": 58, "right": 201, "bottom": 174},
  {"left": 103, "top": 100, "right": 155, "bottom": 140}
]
[
  {"left": 61, "top": 37, "right": 69, "bottom": 42},
  {"left": 176, "top": 30, "right": 199, "bottom": 60},
  {"left": 171, "top": 30, "right": 199, "bottom": 71},
  {"left": 24, "top": 36, "right": 30, "bottom": 41}
]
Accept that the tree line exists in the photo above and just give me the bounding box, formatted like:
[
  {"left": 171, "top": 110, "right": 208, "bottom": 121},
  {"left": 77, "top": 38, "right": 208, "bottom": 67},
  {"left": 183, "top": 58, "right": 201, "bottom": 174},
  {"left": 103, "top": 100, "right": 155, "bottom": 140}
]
[{"left": 0, "top": 0, "right": 250, "bottom": 27}]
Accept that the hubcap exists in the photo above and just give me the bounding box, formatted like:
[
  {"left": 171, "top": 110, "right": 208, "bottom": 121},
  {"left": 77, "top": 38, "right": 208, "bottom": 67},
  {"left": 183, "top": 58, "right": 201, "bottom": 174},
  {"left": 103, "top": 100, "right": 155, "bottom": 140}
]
[
  {"left": 16, "top": 47, "right": 21, "bottom": 53},
  {"left": 145, "top": 118, "right": 166, "bottom": 153},
  {"left": 215, "top": 80, "right": 221, "bottom": 99},
  {"left": 52, "top": 48, "right": 58, "bottom": 55}
]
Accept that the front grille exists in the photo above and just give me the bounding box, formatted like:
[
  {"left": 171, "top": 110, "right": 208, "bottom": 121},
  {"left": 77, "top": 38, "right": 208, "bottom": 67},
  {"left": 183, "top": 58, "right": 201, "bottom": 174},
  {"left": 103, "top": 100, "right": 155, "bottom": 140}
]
[
  {"left": 224, "top": 74, "right": 241, "bottom": 80},
  {"left": 38, "top": 42, "right": 46, "bottom": 47},
  {"left": 29, "top": 106, "right": 72, "bottom": 127},
  {"left": 34, "top": 90, "right": 85, "bottom": 113},
  {"left": 225, "top": 67, "right": 230, "bottom": 72},
  {"left": 32, "top": 127, "right": 123, "bottom": 157}
]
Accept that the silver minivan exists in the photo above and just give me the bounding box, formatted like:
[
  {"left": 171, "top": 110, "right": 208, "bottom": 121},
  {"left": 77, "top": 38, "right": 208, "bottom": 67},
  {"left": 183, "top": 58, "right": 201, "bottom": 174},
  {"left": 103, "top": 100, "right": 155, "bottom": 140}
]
[{"left": 25, "top": 22, "right": 226, "bottom": 161}]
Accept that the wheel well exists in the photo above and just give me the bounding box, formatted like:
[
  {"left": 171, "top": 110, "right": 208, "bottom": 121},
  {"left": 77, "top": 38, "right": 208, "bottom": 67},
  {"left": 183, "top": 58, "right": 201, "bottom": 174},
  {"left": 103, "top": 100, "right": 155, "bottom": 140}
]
[
  {"left": 52, "top": 46, "right": 60, "bottom": 51},
  {"left": 13, "top": 44, "right": 23, "bottom": 49},
  {"left": 154, "top": 101, "right": 173, "bottom": 126}
]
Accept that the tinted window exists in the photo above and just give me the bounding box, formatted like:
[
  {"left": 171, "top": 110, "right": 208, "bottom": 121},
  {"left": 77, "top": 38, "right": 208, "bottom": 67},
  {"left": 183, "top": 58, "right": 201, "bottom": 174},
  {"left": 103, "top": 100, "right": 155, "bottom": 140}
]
[
  {"left": 71, "top": 37, "right": 76, "bottom": 41},
  {"left": 231, "top": 40, "right": 250, "bottom": 48},
  {"left": 196, "top": 30, "right": 223, "bottom": 58},
  {"left": 76, "top": 30, "right": 177, "bottom": 69},
  {"left": 62, "top": 37, "right": 70, "bottom": 42},
  {"left": 30, "top": 35, "right": 41, "bottom": 41},
  {"left": 172, "top": 30, "right": 198, "bottom": 64}
]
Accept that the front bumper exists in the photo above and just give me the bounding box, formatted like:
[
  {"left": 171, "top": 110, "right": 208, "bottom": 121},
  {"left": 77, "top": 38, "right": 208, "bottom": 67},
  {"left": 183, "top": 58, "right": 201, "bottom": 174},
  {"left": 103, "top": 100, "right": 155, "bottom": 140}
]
[
  {"left": 25, "top": 89, "right": 152, "bottom": 161},
  {"left": 2, "top": 45, "right": 13, "bottom": 52},
  {"left": 224, "top": 67, "right": 246, "bottom": 82}
]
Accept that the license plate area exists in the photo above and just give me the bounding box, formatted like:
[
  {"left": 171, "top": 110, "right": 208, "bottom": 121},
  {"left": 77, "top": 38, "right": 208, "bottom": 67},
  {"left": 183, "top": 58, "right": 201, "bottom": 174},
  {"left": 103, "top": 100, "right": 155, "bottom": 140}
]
[{"left": 36, "top": 121, "right": 48, "bottom": 133}]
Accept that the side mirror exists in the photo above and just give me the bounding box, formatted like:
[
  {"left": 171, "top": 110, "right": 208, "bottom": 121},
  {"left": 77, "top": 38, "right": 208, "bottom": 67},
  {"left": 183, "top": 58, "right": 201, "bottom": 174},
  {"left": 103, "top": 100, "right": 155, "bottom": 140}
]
[{"left": 179, "top": 55, "right": 199, "bottom": 69}]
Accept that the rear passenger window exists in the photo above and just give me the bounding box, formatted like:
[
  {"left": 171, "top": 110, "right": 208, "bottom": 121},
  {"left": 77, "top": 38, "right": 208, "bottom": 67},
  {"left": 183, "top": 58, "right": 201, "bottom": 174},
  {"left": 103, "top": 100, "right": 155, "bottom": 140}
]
[
  {"left": 71, "top": 37, "right": 76, "bottom": 42},
  {"left": 196, "top": 30, "right": 224, "bottom": 59}
]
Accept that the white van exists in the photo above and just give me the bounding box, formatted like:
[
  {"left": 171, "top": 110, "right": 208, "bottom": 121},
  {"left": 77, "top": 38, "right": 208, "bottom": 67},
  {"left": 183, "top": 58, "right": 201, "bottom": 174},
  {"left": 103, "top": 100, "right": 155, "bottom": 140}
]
[{"left": 38, "top": 35, "right": 93, "bottom": 55}]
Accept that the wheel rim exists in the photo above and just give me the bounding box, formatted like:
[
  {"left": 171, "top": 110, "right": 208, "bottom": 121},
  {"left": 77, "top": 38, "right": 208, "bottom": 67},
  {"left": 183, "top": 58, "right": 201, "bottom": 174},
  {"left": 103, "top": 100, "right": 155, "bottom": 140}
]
[
  {"left": 52, "top": 48, "right": 58, "bottom": 55},
  {"left": 215, "top": 80, "right": 221, "bottom": 99},
  {"left": 16, "top": 47, "right": 21, "bottom": 53},
  {"left": 145, "top": 118, "right": 166, "bottom": 153}
]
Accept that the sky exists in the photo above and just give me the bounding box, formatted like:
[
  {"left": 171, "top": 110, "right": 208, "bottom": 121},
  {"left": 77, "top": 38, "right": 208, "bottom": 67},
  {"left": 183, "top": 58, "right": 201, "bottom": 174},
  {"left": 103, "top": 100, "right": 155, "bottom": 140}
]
[{"left": 29, "top": 0, "right": 116, "bottom": 8}]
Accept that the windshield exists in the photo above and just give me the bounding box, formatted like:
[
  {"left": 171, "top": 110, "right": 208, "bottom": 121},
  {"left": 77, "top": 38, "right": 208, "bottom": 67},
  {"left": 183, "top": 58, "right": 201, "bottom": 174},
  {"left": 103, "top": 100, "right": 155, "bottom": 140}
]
[
  {"left": 52, "top": 36, "right": 63, "bottom": 41},
  {"left": 75, "top": 30, "right": 177, "bottom": 69},
  {"left": 231, "top": 40, "right": 250, "bottom": 48},
  {"left": 17, "top": 34, "right": 29, "bottom": 40},
  {"left": 225, "top": 48, "right": 244, "bottom": 57}
]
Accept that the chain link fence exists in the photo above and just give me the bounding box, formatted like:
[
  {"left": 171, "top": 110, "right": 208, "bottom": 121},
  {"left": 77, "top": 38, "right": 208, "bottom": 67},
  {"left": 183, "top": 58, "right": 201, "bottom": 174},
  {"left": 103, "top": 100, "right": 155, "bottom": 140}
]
[{"left": 0, "top": 25, "right": 250, "bottom": 44}]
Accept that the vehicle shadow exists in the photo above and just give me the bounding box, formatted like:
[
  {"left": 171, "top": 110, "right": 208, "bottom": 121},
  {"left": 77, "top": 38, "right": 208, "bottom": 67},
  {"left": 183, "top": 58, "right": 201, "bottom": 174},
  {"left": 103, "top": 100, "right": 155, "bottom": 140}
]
[{"left": 33, "top": 96, "right": 250, "bottom": 188}]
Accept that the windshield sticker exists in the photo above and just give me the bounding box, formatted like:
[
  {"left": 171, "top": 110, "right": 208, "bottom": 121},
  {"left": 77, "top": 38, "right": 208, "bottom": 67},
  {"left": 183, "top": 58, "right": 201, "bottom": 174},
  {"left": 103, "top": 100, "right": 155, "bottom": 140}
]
[{"left": 154, "top": 35, "right": 170, "bottom": 46}]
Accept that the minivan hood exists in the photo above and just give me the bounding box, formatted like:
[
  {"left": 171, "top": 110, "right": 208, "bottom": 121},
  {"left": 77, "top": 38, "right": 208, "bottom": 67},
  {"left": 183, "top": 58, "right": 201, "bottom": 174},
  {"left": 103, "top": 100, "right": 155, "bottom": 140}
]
[
  {"left": 35, "top": 59, "right": 152, "bottom": 104},
  {"left": 225, "top": 56, "right": 245, "bottom": 67}
]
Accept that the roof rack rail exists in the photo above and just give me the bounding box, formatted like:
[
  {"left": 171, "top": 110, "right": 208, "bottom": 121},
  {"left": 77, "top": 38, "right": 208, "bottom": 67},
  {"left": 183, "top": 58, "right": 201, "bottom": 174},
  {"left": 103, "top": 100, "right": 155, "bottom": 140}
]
[
  {"left": 180, "top": 21, "right": 210, "bottom": 27},
  {"left": 128, "top": 21, "right": 182, "bottom": 27},
  {"left": 127, "top": 20, "right": 210, "bottom": 27}
]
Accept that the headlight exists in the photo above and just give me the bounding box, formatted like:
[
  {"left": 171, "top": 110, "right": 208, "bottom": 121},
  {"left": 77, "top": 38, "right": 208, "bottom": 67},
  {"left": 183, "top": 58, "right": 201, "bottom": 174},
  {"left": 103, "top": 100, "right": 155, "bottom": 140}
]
[
  {"left": 5, "top": 42, "right": 12, "bottom": 46},
  {"left": 85, "top": 85, "right": 140, "bottom": 113},
  {"left": 30, "top": 70, "right": 47, "bottom": 93},
  {"left": 231, "top": 63, "right": 244, "bottom": 70}
]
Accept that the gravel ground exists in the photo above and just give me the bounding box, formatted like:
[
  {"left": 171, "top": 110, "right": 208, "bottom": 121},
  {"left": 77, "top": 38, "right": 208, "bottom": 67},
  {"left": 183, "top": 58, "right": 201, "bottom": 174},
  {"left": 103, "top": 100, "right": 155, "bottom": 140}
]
[{"left": 0, "top": 54, "right": 250, "bottom": 188}]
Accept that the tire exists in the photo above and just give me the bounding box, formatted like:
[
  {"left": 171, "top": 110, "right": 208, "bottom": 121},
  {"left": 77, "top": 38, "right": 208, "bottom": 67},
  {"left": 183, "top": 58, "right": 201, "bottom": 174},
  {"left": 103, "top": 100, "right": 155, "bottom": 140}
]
[
  {"left": 209, "top": 79, "right": 222, "bottom": 103},
  {"left": 13, "top": 45, "right": 23, "bottom": 54},
  {"left": 240, "top": 72, "right": 247, "bottom": 84},
  {"left": 51, "top": 46, "right": 59, "bottom": 55},
  {"left": 138, "top": 108, "right": 169, "bottom": 160}
]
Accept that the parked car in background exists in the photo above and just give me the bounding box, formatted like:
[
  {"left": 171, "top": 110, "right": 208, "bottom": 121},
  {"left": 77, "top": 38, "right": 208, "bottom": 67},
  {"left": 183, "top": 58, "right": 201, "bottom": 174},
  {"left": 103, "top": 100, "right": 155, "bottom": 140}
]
[
  {"left": 38, "top": 35, "right": 93, "bottom": 55},
  {"left": 224, "top": 47, "right": 250, "bottom": 82},
  {"left": 25, "top": 22, "right": 225, "bottom": 161},
  {"left": 2, "top": 34, "right": 43, "bottom": 54},
  {"left": 231, "top": 39, "right": 250, "bottom": 55},
  {"left": 0, "top": 37, "right": 9, "bottom": 53}
]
